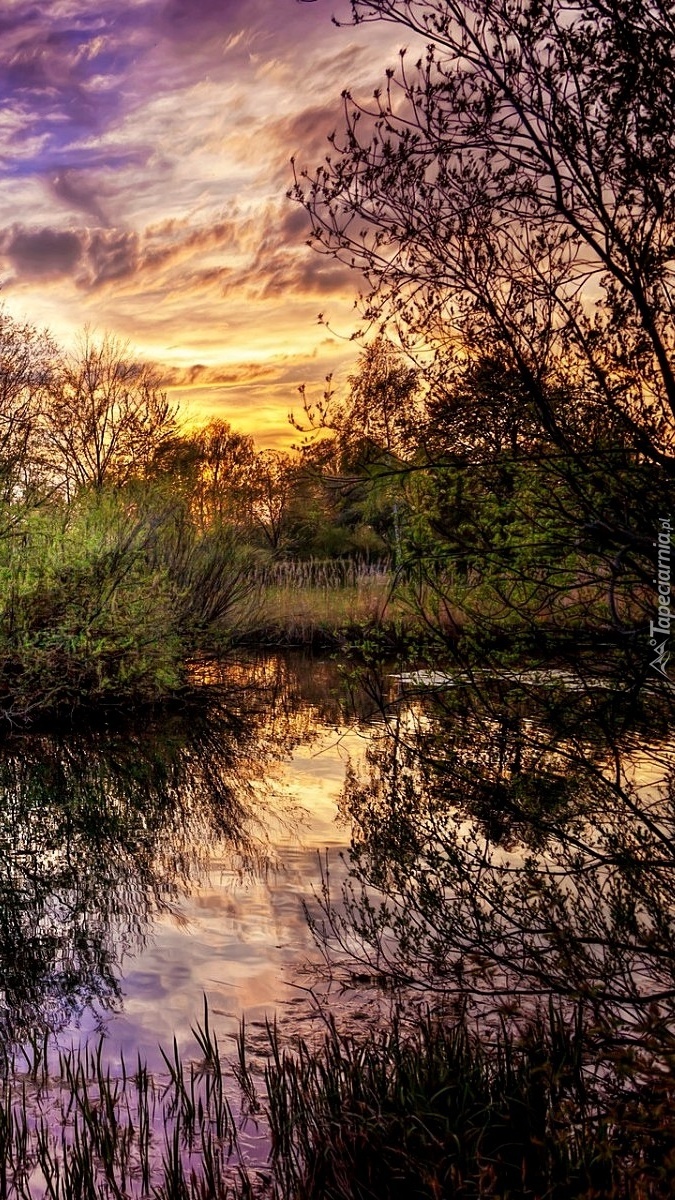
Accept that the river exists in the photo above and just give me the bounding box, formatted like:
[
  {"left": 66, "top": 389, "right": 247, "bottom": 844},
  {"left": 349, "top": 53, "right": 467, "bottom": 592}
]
[{"left": 1, "top": 649, "right": 674, "bottom": 1195}]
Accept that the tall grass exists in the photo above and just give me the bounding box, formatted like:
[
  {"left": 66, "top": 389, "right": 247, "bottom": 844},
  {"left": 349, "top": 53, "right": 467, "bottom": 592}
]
[
  {"left": 0, "top": 1001, "right": 672, "bottom": 1198},
  {"left": 257, "top": 1005, "right": 641, "bottom": 1200},
  {"left": 243, "top": 558, "right": 403, "bottom": 646},
  {"left": 254, "top": 559, "right": 390, "bottom": 590}
]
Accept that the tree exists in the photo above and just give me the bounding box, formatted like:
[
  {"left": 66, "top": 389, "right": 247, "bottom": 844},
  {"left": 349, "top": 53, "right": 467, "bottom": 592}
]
[
  {"left": 0, "top": 309, "right": 55, "bottom": 503},
  {"left": 294, "top": 338, "right": 421, "bottom": 560},
  {"left": 344, "top": 335, "right": 420, "bottom": 461},
  {"left": 191, "top": 420, "right": 258, "bottom": 529},
  {"left": 43, "top": 331, "right": 178, "bottom": 498},
  {"left": 422, "top": 356, "right": 546, "bottom": 462},
  {"left": 247, "top": 449, "right": 297, "bottom": 553},
  {"left": 296, "top": 336, "right": 419, "bottom": 468},
  {"left": 293, "top": 0, "right": 675, "bottom": 472}
]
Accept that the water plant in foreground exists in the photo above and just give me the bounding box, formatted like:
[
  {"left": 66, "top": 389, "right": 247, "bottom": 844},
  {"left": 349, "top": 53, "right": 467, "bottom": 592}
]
[{"left": 0, "top": 999, "right": 674, "bottom": 1199}]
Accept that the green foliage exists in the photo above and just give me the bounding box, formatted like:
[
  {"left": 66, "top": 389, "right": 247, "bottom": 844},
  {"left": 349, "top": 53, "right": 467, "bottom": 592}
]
[
  {"left": 0, "top": 308, "right": 663, "bottom": 705},
  {"left": 396, "top": 445, "right": 658, "bottom": 651},
  {"left": 0, "top": 487, "right": 254, "bottom": 719}
]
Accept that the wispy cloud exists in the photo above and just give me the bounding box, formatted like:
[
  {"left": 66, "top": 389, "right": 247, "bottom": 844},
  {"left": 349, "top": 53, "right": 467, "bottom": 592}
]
[{"left": 0, "top": 0, "right": 411, "bottom": 443}]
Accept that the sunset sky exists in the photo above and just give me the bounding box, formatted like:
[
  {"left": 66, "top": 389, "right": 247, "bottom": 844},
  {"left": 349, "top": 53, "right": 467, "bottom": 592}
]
[{"left": 0, "top": 0, "right": 407, "bottom": 445}]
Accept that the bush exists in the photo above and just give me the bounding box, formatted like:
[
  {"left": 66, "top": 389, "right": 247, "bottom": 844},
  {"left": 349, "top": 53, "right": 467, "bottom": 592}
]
[{"left": 0, "top": 488, "right": 254, "bottom": 719}]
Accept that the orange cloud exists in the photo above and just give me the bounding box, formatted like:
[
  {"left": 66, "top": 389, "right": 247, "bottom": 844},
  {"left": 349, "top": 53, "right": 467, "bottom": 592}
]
[{"left": 0, "top": 0, "right": 415, "bottom": 442}]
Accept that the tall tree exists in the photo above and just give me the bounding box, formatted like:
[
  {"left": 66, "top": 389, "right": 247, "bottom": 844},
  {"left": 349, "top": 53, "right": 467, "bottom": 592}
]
[
  {"left": 344, "top": 335, "right": 420, "bottom": 462},
  {"left": 293, "top": 0, "right": 675, "bottom": 471},
  {"left": 192, "top": 420, "right": 257, "bottom": 529},
  {"left": 294, "top": 338, "right": 421, "bottom": 560},
  {"left": 43, "top": 332, "right": 178, "bottom": 498},
  {"left": 248, "top": 450, "right": 297, "bottom": 553}
]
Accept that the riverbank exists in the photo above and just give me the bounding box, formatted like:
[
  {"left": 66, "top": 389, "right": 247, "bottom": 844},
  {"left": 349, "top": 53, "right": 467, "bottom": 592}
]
[
  {"left": 236, "top": 557, "right": 405, "bottom": 648},
  {"left": 0, "top": 510, "right": 651, "bottom": 724},
  {"left": 236, "top": 558, "right": 643, "bottom": 657}
]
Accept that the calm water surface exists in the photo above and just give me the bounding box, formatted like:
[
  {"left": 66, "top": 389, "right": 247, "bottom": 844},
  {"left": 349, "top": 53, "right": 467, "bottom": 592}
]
[
  {"left": 2, "top": 651, "right": 675, "bottom": 1194},
  {"left": 1, "top": 652, "right": 384, "bottom": 1071},
  {"left": 3, "top": 653, "right": 674, "bottom": 1074},
  {"left": 109, "top": 721, "right": 372, "bottom": 1066}
]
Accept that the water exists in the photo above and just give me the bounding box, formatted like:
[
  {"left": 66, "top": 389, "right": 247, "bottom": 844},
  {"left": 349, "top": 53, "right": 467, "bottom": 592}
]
[
  {"left": 1, "top": 650, "right": 674, "bottom": 1194},
  {"left": 0, "top": 653, "right": 383, "bottom": 1067},
  {"left": 2, "top": 651, "right": 673, "bottom": 1059},
  {"left": 104, "top": 725, "right": 373, "bottom": 1067}
]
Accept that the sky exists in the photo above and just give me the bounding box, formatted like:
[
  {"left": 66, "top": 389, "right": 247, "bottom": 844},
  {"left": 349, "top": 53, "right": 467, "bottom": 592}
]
[{"left": 0, "top": 0, "right": 407, "bottom": 445}]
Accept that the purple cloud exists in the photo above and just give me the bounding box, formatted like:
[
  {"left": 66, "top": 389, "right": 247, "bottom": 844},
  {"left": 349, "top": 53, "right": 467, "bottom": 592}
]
[
  {"left": 2, "top": 226, "right": 83, "bottom": 278},
  {"left": 0, "top": 216, "right": 238, "bottom": 290},
  {"left": 0, "top": 7, "right": 142, "bottom": 159},
  {"left": 48, "top": 168, "right": 110, "bottom": 223},
  {"left": 0, "top": 0, "right": 409, "bottom": 442}
]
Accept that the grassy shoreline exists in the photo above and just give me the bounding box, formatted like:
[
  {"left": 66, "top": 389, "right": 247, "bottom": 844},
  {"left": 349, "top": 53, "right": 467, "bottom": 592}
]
[
  {"left": 235, "top": 558, "right": 642, "bottom": 654},
  {"left": 0, "top": 520, "right": 651, "bottom": 723},
  {"left": 238, "top": 559, "right": 404, "bottom": 649}
]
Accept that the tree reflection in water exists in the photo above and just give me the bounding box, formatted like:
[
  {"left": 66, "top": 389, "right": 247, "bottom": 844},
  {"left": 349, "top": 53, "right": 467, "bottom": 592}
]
[
  {"left": 0, "top": 657, "right": 329, "bottom": 1047},
  {"left": 0, "top": 654, "right": 673, "bottom": 1192},
  {"left": 323, "top": 667, "right": 675, "bottom": 1054}
]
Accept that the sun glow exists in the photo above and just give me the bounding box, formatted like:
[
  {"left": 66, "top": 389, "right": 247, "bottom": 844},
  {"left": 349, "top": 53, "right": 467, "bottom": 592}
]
[{"left": 0, "top": 0, "right": 408, "bottom": 447}]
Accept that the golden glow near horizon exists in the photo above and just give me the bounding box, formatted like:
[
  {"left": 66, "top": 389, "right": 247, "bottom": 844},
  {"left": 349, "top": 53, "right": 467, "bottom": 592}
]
[{"left": 0, "top": 1, "right": 408, "bottom": 447}]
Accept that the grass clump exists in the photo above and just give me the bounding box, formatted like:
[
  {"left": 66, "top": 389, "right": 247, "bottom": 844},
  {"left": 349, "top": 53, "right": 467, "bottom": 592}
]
[
  {"left": 241, "top": 558, "right": 409, "bottom": 647},
  {"left": 1, "top": 1001, "right": 674, "bottom": 1198},
  {"left": 0, "top": 1002, "right": 244, "bottom": 1200},
  {"left": 258, "top": 1007, "right": 622, "bottom": 1200}
]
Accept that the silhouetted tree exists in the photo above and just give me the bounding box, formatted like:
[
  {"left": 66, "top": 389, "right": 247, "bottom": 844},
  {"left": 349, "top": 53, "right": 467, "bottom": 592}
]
[
  {"left": 43, "top": 332, "right": 178, "bottom": 498},
  {"left": 294, "top": 0, "right": 675, "bottom": 472},
  {"left": 296, "top": 336, "right": 419, "bottom": 468}
]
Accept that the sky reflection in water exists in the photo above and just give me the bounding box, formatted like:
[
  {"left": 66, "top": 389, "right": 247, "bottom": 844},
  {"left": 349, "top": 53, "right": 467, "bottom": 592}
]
[
  {"left": 0, "top": 652, "right": 377, "bottom": 1069},
  {"left": 111, "top": 727, "right": 369, "bottom": 1067},
  {"left": 2, "top": 652, "right": 674, "bottom": 1079}
]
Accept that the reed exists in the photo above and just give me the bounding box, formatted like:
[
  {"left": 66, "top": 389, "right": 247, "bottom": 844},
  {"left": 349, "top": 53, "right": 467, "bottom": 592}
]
[
  {"left": 253, "top": 559, "right": 390, "bottom": 591},
  {"left": 241, "top": 557, "right": 408, "bottom": 646},
  {"left": 0, "top": 999, "right": 671, "bottom": 1198},
  {"left": 0, "top": 1001, "right": 245, "bottom": 1200}
]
